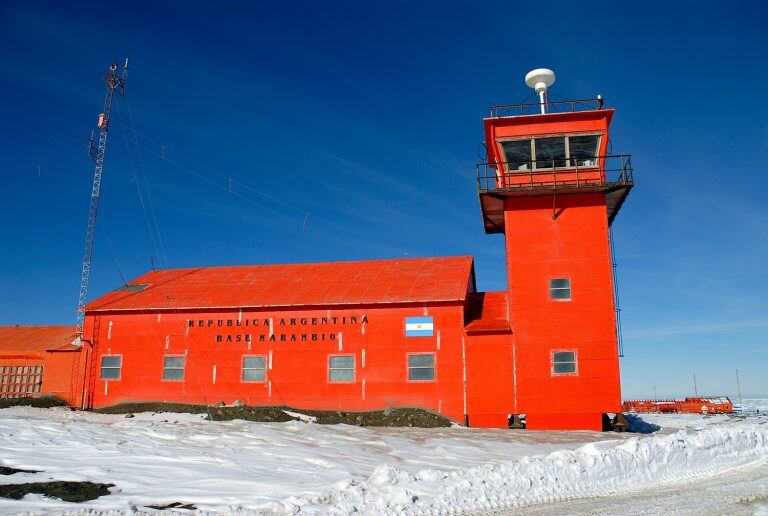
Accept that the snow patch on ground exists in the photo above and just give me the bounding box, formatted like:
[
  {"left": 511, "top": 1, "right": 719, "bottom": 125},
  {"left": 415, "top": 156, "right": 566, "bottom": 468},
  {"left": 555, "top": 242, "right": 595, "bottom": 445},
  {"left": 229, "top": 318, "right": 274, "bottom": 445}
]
[
  {"left": 0, "top": 407, "right": 765, "bottom": 513},
  {"left": 283, "top": 410, "right": 317, "bottom": 423},
  {"left": 638, "top": 412, "right": 732, "bottom": 430}
]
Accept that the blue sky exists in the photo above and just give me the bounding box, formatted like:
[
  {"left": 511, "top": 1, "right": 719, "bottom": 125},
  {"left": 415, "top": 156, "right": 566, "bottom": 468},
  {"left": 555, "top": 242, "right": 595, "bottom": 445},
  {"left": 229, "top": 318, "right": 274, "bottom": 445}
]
[{"left": 1, "top": 1, "right": 766, "bottom": 399}]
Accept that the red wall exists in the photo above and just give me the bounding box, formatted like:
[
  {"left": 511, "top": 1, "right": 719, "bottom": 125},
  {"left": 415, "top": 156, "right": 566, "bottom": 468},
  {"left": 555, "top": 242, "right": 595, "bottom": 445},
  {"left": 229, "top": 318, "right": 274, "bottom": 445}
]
[
  {"left": 83, "top": 304, "right": 469, "bottom": 422},
  {"left": 465, "top": 332, "right": 515, "bottom": 428},
  {"left": 504, "top": 193, "right": 622, "bottom": 430},
  {"left": 41, "top": 350, "right": 85, "bottom": 405}
]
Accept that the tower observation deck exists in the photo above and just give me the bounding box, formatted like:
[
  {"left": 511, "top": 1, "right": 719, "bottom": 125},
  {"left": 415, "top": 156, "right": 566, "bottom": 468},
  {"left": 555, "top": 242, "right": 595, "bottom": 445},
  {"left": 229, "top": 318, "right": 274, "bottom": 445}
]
[{"left": 477, "top": 98, "right": 633, "bottom": 234}]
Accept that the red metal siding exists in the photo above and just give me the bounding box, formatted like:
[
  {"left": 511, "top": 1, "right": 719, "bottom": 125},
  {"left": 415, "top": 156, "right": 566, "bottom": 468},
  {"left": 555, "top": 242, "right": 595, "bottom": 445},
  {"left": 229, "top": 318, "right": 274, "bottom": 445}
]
[
  {"left": 0, "top": 326, "right": 76, "bottom": 357},
  {"left": 504, "top": 193, "right": 622, "bottom": 430},
  {"left": 465, "top": 332, "right": 515, "bottom": 428},
  {"left": 84, "top": 256, "right": 474, "bottom": 312},
  {"left": 84, "top": 305, "right": 468, "bottom": 422}
]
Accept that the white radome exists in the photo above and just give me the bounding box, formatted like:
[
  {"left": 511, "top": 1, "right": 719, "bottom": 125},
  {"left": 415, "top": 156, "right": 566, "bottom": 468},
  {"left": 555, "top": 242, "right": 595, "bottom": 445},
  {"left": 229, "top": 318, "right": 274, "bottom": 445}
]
[{"left": 525, "top": 68, "right": 556, "bottom": 92}]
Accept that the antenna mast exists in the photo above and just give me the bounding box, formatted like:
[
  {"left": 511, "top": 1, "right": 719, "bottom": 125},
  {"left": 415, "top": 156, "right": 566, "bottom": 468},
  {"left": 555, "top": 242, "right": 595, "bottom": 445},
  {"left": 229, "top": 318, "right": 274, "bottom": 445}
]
[
  {"left": 74, "top": 59, "right": 128, "bottom": 342},
  {"left": 525, "top": 68, "right": 556, "bottom": 114}
]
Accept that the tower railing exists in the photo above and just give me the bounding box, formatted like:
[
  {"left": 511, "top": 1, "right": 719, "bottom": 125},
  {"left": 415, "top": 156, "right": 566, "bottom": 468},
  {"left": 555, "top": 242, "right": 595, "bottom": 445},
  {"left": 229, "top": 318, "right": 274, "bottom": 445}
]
[
  {"left": 489, "top": 98, "right": 606, "bottom": 118},
  {"left": 477, "top": 154, "right": 633, "bottom": 194}
]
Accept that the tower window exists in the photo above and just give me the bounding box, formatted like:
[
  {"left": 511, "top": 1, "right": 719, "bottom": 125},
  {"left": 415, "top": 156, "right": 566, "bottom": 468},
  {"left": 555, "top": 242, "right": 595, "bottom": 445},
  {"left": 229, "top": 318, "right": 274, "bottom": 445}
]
[
  {"left": 569, "top": 135, "right": 600, "bottom": 166},
  {"left": 242, "top": 356, "right": 266, "bottom": 382},
  {"left": 498, "top": 134, "right": 601, "bottom": 170},
  {"left": 552, "top": 351, "right": 577, "bottom": 375},
  {"left": 408, "top": 353, "right": 435, "bottom": 381},
  {"left": 100, "top": 355, "right": 122, "bottom": 380},
  {"left": 500, "top": 139, "right": 532, "bottom": 170},
  {"left": 329, "top": 355, "right": 355, "bottom": 382},
  {"left": 550, "top": 278, "right": 571, "bottom": 300},
  {"left": 535, "top": 137, "right": 567, "bottom": 168},
  {"left": 162, "top": 355, "right": 185, "bottom": 381}
]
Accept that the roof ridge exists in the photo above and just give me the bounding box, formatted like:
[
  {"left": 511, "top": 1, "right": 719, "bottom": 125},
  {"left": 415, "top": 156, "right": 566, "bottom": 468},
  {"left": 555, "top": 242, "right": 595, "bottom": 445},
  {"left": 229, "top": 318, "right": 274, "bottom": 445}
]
[{"left": 129, "top": 255, "right": 473, "bottom": 277}]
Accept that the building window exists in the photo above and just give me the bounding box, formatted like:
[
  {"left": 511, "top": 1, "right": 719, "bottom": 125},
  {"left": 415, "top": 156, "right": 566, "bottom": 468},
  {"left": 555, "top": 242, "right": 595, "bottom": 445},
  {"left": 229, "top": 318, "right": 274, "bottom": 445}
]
[
  {"left": 499, "top": 134, "right": 600, "bottom": 169},
  {"left": 100, "top": 355, "right": 122, "bottom": 380},
  {"left": 535, "top": 137, "right": 567, "bottom": 168},
  {"left": 552, "top": 351, "right": 577, "bottom": 375},
  {"left": 568, "top": 135, "right": 600, "bottom": 166},
  {"left": 162, "top": 355, "right": 185, "bottom": 381},
  {"left": 408, "top": 353, "right": 435, "bottom": 381},
  {"left": 500, "top": 139, "right": 532, "bottom": 170},
  {"left": 0, "top": 365, "right": 43, "bottom": 398},
  {"left": 329, "top": 355, "right": 355, "bottom": 382},
  {"left": 550, "top": 278, "right": 572, "bottom": 300},
  {"left": 242, "top": 356, "right": 266, "bottom": 382}
]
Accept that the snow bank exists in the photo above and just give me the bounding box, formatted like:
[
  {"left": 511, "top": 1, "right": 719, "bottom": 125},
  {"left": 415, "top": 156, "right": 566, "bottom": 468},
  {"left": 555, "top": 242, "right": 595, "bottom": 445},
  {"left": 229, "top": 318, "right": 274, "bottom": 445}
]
[
  {"left": 0, "top": 407, "right": 765, "bottom": 513},
  {"left": 0, "top": 407, "right": 616, "bottom": 511},
  {"left": 280, "top": 420, "right": 768, "bottom": 514}
]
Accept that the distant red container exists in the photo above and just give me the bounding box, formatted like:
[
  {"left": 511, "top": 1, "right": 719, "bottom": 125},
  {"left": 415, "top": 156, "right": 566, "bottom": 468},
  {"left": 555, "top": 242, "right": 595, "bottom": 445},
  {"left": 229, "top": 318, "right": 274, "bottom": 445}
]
[{"left": 623, "top": 397, "right": 733, "bottom": 414}]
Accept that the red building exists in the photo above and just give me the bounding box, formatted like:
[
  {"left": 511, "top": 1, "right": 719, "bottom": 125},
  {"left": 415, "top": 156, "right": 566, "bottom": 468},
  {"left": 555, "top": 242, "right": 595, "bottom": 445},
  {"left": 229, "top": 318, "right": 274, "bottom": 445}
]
[
  {"left": 1, "top": 76, "right": 634, "bottom": 430},
  {"left": 0, "top": 326, "right": 80, "bottom": 403}
]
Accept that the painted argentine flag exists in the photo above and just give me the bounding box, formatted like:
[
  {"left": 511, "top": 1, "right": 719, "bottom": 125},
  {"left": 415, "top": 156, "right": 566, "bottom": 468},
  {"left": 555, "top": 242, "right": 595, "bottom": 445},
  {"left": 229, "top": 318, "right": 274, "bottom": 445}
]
[{"left": 405, "top": 316, "right": 434, "bottom": 337}]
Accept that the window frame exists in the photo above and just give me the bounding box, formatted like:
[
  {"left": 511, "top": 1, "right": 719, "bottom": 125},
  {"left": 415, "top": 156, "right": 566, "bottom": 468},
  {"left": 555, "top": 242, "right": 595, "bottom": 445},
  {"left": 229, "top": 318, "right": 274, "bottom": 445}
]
[
  {"left": 99, "top": 354, "right": 122, "bottom": 381},
  {"left": 407, "top": 352, "right": 436, "bottom": 383},
  {"left": 328, "top": 354, "right": 356, "bottom": 383},
  {"left": 549, "top": 277, "right": 572, "bottom": 302},
  {"left": 241, "top": 355, "right": 267, "bottom": 383},
  {"left": 496, "top": 132, "right": 602, "bottom": 171},
  {"left": 551, "top": 349, "right": 578, "bottom": 377},
  {"left": 162, "top": 354, "right": 186, "bottom": 382}
]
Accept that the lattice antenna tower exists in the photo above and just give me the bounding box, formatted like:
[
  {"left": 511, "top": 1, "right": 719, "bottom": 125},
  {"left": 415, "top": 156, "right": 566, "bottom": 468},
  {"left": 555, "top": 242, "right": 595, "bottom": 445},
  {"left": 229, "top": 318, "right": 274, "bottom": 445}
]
[{"left": 74, "top": 59, "right": 128, "bottom": 343}]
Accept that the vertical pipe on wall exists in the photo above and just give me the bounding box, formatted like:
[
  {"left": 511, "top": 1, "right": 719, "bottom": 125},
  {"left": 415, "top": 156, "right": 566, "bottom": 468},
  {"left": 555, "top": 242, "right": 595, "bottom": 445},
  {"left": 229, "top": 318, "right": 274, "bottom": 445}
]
[{"left": 461, "top": 335, "right": 467, "bottom": 417}]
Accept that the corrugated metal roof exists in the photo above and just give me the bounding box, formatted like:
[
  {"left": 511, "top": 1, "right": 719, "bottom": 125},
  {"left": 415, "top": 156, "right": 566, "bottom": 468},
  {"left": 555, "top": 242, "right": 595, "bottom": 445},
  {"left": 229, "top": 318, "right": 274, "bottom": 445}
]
[
  {"left": 85, "top": 256, "right": 475, "bottom": 312},
  {"left": 464, "top": 291, "right": 511, "bottom": 334},
  {"left": 0, "top": 326, "right": 77, "bottom": 357}
]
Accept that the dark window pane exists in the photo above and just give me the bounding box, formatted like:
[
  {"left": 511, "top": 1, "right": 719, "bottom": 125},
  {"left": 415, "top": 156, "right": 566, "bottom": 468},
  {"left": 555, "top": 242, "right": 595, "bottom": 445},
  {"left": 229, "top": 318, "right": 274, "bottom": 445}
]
[
  {"left": 408, "top": 354, "right": 434, "bottom": 368},
  {"left": 553, "top": 362, "right": 576, "bottom": 374},
  {"left": 550, "top": 278, "right": 570, "bottom": 289},
  {"left": 163, "top": 368, "right": 184, "bottom": 381},
  {"left": 242, "top": 369, "right": 265, "bottom": 382},
  {"left": 329, "top": 369, "right": 354, "bottom": 382},
  {"left": 101, "top": 356, "right": 121, "bottom": 368},
  {"left": 569, "top": 135, "right": 599, "bottom": 166},
  {"left": 330, "top": 356, "right": 354, "bottom": 369},
  {"left": 553, "top": 351, "right": 575, "bottom": 363},
  {"left": 100, "top": 367, "right": 120, "bottom": 380},
  {"left": 500, "top": 140, "right": 532, "bottom": 170},
  {"left": 164, "top": 356, "right": 185, "bottom": 368},
  {"left": 243, "top": 356, "right": 265, "bottom": 369},
  {"left": 408, "top": 367, "right": 435, "bottom": 381},
  {"left": 550, "top": 288, "right": 571, "bottom": 300},
  {"left": 535, "top": 137, "right": 566, "bottom": 168}
]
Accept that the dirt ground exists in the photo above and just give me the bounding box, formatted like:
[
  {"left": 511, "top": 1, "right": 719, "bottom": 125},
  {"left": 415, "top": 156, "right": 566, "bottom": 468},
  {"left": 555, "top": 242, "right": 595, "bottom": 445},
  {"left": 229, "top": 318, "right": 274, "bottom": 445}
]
[
  {"left": 94, "top": 402, "right": 453, "bottom": 427},
  {"left": 0, "top": 481, "right": 113, "bottom": 503},
  {"left": 0, "top": 397, "right": 67, "bottom": 409}
]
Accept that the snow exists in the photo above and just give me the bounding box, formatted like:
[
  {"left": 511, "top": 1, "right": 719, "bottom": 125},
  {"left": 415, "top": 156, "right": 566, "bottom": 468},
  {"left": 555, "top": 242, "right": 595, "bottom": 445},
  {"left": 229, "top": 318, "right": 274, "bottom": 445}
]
[
  {"left": 737, "top": 398, "right": 768, "bottom": 414},
  {"left": 0, "top": 407, "right": 766, "bottom": 513},
  {"left": 283, "top": 410, "right": 318, "bottom": 423}
]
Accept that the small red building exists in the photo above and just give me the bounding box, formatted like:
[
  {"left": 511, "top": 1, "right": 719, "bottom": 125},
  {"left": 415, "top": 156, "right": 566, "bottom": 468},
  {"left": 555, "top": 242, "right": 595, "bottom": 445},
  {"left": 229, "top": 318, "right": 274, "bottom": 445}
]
[
  {"left": 3, "top": 77, "right": 635, "bottom": 431},
  {"left": 0, "top": 326, "right": 81, "bottom": 403}
]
